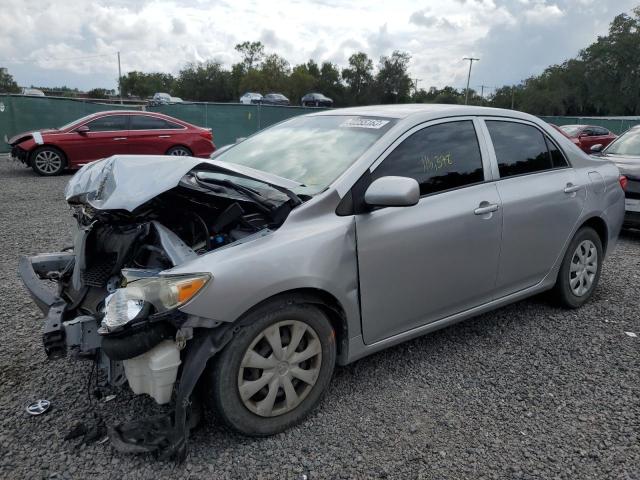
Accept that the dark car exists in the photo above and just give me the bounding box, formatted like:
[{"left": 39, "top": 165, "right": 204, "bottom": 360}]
[
  {"left": 261, "top": 93, "right": 290, "bottom": 106},
  {"left": 559, "top": 124, "right": 617, "bottom": 153},
  {"left": 593, "top": 125, "right": 640, "bottom": 228},
  {"left": 301, "top": 92, "right": 333, "bottom": 107},
  {"left": 7, "top": 110, "right": 216, "bottom": 176}
]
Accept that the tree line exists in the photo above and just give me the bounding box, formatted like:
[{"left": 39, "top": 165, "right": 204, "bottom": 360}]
[{"left": 2, "top": 7, "right": 639, "bottom": 115}]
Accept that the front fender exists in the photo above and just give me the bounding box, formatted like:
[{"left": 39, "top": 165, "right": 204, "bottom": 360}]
[{"left": 170, "top": 213, "right": 360, "bottom": 337}]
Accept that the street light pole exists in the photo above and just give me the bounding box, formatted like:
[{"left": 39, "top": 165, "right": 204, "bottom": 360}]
[
  {"left": 117, "top": 51, "right": 122, "bottom": 104},
  {"left": 463, "top": 57, "right": 479, "bottom": 105}
]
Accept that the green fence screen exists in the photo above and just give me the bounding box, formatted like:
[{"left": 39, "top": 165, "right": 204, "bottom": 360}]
[
  {"left": 0, "top": 95, "right": 322, "bottom": 154},
  {"left": 3, "top": 95, "right": 640, "bottom": 155}
]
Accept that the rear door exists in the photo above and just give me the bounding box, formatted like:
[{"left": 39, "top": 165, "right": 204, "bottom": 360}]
[
  {"left": 356, "top": 118, "right": 503, "bottom": 344},
  {"left": 128, "top": 114, "right": 187, "bottom": 155},
  {"left": 63, "top": 114, "right": 130, "bottom": 165},
  {"left": 481, "top": 119, "right": 586, "bottom": 297}
]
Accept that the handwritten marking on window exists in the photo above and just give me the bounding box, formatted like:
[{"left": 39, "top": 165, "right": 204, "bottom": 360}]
[{"left": 420, "top": 153, "right": 453, "bottom": 173}]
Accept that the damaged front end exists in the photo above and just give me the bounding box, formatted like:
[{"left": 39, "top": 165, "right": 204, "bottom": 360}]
[{"left": 19, "top": 155, "right": 304, "bottom": 460}]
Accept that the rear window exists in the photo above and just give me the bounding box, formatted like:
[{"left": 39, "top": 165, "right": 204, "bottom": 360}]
[
  {"left": 486, "top": 121, "right": 555, "bottom": 178},
  {"left": 131, "top": 115, "right": 182, "bottom": 130}
]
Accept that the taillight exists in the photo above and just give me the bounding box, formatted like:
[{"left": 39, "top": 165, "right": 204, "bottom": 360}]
[
  {"left": 199, "top": 129, "right": 213, "bottom": 141},
  {"left": 619, "top": 175, "right": 628, "bottom": 191}
]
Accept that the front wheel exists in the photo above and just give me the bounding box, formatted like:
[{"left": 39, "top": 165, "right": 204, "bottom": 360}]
[
  {"left": 31, "top": 146, "right": 66, "bottom": 176},
  {"left": 208, "top": 301, "right": 336, "bottom": 436},
  {"left": 553, "top": 226, "right": 603, "bottom": 308}
]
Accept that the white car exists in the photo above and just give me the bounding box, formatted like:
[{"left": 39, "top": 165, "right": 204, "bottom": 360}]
[
  {"left": 240, "top": 92, "right": 263, "bottom": 104},
  {"left": 21, "top": 88, "right": 45, "bottom": 97}
]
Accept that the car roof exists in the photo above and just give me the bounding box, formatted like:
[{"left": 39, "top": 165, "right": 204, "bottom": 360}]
[{"left": 311, "top": 104, "right": 540, "bottom": 121}]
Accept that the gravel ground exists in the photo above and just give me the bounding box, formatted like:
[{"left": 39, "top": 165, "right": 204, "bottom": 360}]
[{"left": 0, "top": 156, "right": 638, "bottom": 480}]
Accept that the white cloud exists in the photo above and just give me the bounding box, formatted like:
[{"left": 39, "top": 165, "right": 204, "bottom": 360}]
[
  {"left": 523, "top": 3, "right": 564, "bottom": 24},
  {"left": 0, "top": 0, "right": 635, "bottom": 92}
]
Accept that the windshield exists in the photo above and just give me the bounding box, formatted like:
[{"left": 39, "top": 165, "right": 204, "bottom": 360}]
[
  {"left": 58, "top": 113, "right": 99, "bottom": 131},
  {"left": 214, "top": 115, "right": 396, "bottom": 194},
  {"left": 560, "top": 125, "right": 582, "bottom": 136},
  {"left": 605, "top": 128, "right": 640, "bottom": 156}
]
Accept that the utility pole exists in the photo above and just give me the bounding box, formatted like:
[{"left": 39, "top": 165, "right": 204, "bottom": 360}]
[
  {"left": 511, "top": 86, "right": 515, "bottom": 110},
  {"left": 463, "top": 57, "right": 479, "bottom": 105},
  {"left": 413, "top": 78, "right": 422, "bottom": 96},
  {"left": 480, "top": 85, "right": 485, "bottom": 99},
  {"left": 117, "top": 51, "right": 122, "bottom": 104}
]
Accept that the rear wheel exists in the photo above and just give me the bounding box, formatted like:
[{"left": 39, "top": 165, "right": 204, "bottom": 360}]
[
  {"left": 31, "top": 146, "right": 66, "bottom": 176},
  {"left": 166, "top": 145, "right": 192, "bottom": 156},
  {"left": 208, "top": 301, "right": 336, "bottom": 436},
  {"left": 553, "top": 226, "right": 603, "bottom": 308}
]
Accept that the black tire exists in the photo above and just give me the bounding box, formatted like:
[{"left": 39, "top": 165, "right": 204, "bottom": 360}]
[
  {"left": 30, "top": 146, "right": 67, "bottom": 176},
  {"left": 208, "top": 300, "right": 336, "bottom": 436},
  {"left": 553, "top": 226, "right": 603, "bottom": 308},
  {"left": 166, "top": 145, "right": 192, "bottom": 156}
]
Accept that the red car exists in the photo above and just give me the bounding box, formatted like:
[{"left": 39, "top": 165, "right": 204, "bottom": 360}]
[
  {"left": 557, "top": 124, "right": 617, "bottom": 153},
  {"left": 8, "top": 110, "right": 216, "bottom": 176}
]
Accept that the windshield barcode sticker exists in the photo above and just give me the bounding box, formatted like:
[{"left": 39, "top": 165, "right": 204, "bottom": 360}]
[{"left": 340, "top": 119, "right": 390, "bottom": 129}]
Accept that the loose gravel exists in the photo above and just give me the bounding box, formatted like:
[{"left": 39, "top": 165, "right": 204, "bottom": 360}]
[{"left": 0, "top": 157, "right": 638, "bottom": 480}]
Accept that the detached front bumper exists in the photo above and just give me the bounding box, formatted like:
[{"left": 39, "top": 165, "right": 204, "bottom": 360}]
[
  {"left": 10, "top": 145, "right": 29, "bottom": 165},
  {"left": 19, "top": 253, "right": 76, "bottom": 358}
]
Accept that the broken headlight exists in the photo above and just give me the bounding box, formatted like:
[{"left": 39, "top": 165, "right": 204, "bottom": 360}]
[{"left": 100, "top": 274, "right": 211, "bottom": 333}]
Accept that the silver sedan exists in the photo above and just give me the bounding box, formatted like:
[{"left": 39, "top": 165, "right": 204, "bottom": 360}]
[{"left": 21, "top": 105, "right": 625, "bottom": 459}]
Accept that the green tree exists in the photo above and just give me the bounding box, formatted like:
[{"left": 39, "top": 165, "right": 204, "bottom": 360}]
[
  {"left": 87, "top": 88, "right": 115, "bottom": 99},
  {"left": 341, "top": 52, "right": 374, "bottom": 105},
  {"left": 120, "top": 71, "right": 175, "bottom": 98},
  {"left": 375, "top": 51, "right": 413, "bottom": 104},
  {"left": 175, "top": 61, "right": 233, "bottom": 101},
  {"left": 235, "top": 41, "right": 265, "bottom": 73},
  {"left": 259, "top": 54, "right": 291, "bottom": 92},
  {"left": 0, "top": 68, "right": 20, "bottom": 93},
  {"left": 288, "top": 64, "right": 317, "bottom": 104},
  {"left": 317, "top": 62, "right": 344, "bottom": 105}
]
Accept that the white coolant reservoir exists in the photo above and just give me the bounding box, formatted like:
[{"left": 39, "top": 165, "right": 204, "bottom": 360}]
[{"left": 123, "top": 340, "right": 181, "bottom": 404}]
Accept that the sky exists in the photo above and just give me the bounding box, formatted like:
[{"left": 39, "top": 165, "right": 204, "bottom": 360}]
[{"left": 1, "top": 0, "right": 637, "bottom": 95}]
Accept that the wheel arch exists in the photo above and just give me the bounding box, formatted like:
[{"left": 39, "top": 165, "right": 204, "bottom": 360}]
[
  {"left": 28, "top": 144, "right": 68, "bottom": 167},
  {"left": 579, "top": 215, "right": 608, "bottom": 255},
  {"left": 233, "top": 288, "right": 350, "bottom": 365},
  {"left": 165, "top": 144, "right": 193, "bottom": 155}
]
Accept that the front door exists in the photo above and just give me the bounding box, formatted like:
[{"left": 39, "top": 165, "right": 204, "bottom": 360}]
[
  {"left": 64, "top": 114, "right": 130, "bottom": 165},
  {"left": 356, "top": 119, "right": 503, "bottom": 345}
]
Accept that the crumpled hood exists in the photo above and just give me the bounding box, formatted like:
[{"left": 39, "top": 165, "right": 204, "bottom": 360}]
[
  {"left": 65, "top": 155, "right": 303, "bottom": 212},
  {"left": 7, "top": 129, "right": 58, "bottom": 145}
]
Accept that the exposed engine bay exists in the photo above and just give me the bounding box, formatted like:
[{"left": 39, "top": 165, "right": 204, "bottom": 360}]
[
  {"left": 19, "top": 155, "right": 305, "bottom": 460},
  {"left": 66, "top": 170, "right": 293, "bottom": 316}
]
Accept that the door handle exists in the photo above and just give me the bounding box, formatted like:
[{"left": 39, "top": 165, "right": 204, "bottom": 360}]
[
  {"left": 113, "top": 137, "right": 127, "bottom": 141},
  {"left": 158, "top": 135, "right": 171, "bottom": 138},
  {"left": 564, "top": 183, "right": 581, "bottom": 194},
  {"left": 474, "top": 203, "right": 499, "bottom": 215}
]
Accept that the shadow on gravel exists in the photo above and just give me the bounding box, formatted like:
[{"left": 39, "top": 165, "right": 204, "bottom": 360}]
[{"left": 620, "top": 227, "right": 640, "bottom": 242}]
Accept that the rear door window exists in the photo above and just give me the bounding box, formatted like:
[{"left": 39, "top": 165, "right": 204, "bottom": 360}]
[
  {"left": 130, "top": 115, "right": 182, "bottom": 130},
  {"left": 371, "top": 120, "right": 485, "bottom": 196},
  {"left": 486, "top": 121, "right": 554, "bottom": 178},
  {"left": 86, "top": 115, "right": 128, "bottom": 132}
]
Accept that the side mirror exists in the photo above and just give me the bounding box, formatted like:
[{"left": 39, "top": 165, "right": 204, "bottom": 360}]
[
  {"left": 76, "top": 125, "right": 90, "bottom": 134},
  {"left": 364, "top": 176, "right": 420, "bottom": 208},
  {"left": 590, "top": 144, "right": 603, "bottom": 153}
]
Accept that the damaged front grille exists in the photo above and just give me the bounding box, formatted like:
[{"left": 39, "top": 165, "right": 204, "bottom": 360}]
[{"left": 82, "top": 253, "right": 118, "bottom": 287}]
